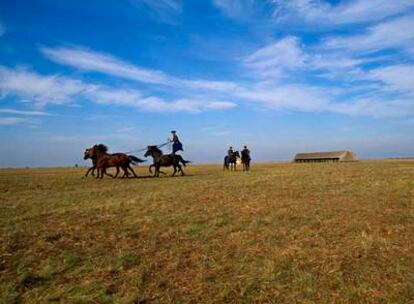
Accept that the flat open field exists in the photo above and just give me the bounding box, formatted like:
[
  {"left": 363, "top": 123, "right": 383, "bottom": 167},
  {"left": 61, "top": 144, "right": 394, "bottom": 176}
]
[{"left": 0, "top": 161, "right": 413, "bottom": 303}]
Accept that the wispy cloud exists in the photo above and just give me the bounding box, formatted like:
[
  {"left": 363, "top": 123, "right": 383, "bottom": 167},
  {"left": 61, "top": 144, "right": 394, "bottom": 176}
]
[
  {"left": 244, "top": 36, "right": 306, "bottom": 79},
  {"left": 41, "top": 45, "right": 244, "bottom": 92},
  {"left": 136, "top": 0, "right": 181, "bottom": 12},
  {"left": 0, "top": 66, "right": 236, "bottom": 113},
  {"left": 270, "top": 0, "right": 414, "bottom": 26},
  {"left": 129, "top": 0, "right": 182, "bottom": 23},
  {"left": 324, "top": 15, "right": 414, "bottom": 54},
  {"left": 0, "top": 117, "right": 28, "bottom": 125},
  {"left": 213, "top": 0, "right": 256, "bottom": 18},
  {"left": 0, "top": 108, "right": 51, "bottom": 116},
  {"left": 0, "top": 66, "right": 85, "bottom": 107},
  {"left": 39, "top": 38, "right": 414, "bottom": 118},
  {"left": 42, "top": 46, "right": 169, "bottom": 84},
  {"left": 85, "top": 85, "right": 236, "bottom": 113},
  {"left": 367, "top": 65, "right": 414, "bottom": 94}
]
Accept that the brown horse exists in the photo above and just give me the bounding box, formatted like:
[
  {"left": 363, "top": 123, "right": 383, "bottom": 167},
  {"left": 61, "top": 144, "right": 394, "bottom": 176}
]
[
  {"left": 144, "top": 145, "right": 190, "bottom": 177},
  {"left": 84, "top": 148, "right": 118, "bottom": 178},
  {"left": 84, "top": 144, "right": 145, "bottom": 178}
]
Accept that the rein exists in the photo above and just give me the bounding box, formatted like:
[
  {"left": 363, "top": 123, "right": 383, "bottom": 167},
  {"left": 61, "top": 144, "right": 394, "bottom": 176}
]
[{"left": 123, "top": 141, "right": 170, "bottom": 154}]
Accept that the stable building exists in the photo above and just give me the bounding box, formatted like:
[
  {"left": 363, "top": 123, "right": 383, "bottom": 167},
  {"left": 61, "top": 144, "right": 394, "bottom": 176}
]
[{"left": 293, "top": 150, "right": 358, "bottom": 163}]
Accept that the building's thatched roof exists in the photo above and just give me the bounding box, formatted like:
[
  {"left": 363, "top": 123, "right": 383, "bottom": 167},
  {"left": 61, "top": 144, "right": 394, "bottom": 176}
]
[{"left": 293, "top": 150, "right": 358, "bottom": 162}]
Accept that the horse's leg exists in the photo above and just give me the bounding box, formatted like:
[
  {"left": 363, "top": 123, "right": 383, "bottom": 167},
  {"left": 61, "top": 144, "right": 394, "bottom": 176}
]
[
  {"left": 177, "top": 164, "right": 184, "bottom": 176},
  {"left": 85, "top": 167, "right": 93, "bottom": 177},
  {"left": 128, "top": 165, "right": 138, "bottom": 178},
  {"left": 120, "top": 166, "right": 128, "bottom": 178},
  {"left": 102, "top": 168, "right": 114, "bottom": 178},
  {"left": 111, "top": 167, "right": 117, "bottom": 178},
  {"left": 122, "top": 166, "right": 128, "bottom": 178},
  {"left": 172, "top": 165, "right": 177, "bottom": 176},
  {"left": 224, "top": 161, "right": 229, "bottom": 171}
]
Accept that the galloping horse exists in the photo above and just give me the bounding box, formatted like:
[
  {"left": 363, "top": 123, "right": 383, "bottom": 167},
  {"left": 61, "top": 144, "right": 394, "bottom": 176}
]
[
  {"left": 223, "top": 151, "right": 240, "bottom": 171},
  {"left": 84, "top": 153, "right": 104, "bottom": 177},
  {"left": 84, "top": 144, "right": 144, "bottom": 178},
  {"left": 241, "top": 150, "right": 251, "bottom": 171},
  {"left": 144, "top": 145, "right": 190, "bottom": 177}
]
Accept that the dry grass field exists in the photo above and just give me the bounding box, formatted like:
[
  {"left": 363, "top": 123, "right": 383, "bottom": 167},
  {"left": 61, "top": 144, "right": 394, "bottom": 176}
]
[{"left": 0, "top": 161, "right": 413, "bottom": 303}]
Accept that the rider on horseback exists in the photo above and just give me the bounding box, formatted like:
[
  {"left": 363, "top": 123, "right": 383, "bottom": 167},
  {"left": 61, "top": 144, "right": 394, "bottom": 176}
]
[
  {"left": 227, "top": 146, "right": 234, "bottom": 158},
  {"left": 242, "top": 145, "right": 250, "bottom": 160},
  {"left": 170, "top": 130, "right": 183, "bottom": 155}
]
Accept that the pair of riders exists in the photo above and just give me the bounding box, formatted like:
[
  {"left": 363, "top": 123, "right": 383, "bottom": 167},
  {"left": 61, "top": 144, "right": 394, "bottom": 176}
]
[{"left": 228, "top": 146, "right": 251, "bottom": 160}]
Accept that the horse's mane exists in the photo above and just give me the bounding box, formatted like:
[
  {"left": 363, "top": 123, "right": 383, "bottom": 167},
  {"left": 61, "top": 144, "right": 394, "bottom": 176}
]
[
  {"left": 148, "top": 145, "right": 163, "bottom": 154},
  {"left": 95, "top": 144, "right": 108, "bottom": 153}
]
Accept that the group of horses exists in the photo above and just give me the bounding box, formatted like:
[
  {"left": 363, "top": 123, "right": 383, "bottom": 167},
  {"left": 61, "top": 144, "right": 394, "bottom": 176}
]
[
  {"left": 83, "top": 144, "right": 190, "bottom": 178},
  {"left": 84, "top": 144, "right": 251, "bottom": 179},
  {"left": 223, "top": 150, "right": 251, "bottom": 171}
]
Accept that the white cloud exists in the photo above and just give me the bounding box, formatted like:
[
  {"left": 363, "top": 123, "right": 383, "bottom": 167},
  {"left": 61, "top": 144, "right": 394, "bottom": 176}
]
[
  {"left": 85, "top": 86, "right": 235, "bottom": 113},
  {"left": 42, "top": 45, "right": 244, "bottom": 93},
  {"left": 324, "top": 15, "right": 414, "bottom": 54},
  {"left": 367, "top": 65, "right": 414, "bottom": 94},
  {"left": 236, "top": 84, "right": 331, "bottom": 112},
  {"left": 244, "top": 36, "right": 306, "bottom": 79},
  {"left": 213, "top": 0, "right": 255, "bottom": 17},
  {"left": 181, "top": 79, "right": 241, "bottom": 92},
  {"left": 271, "top": 0, "right": 414, "bottom": 26},
  {"left": 0, "top": 117, "right": 28, "bottom": 125},
  {"left": 332, "top": 98, "right": 414, "bottom": 118},
  {"left": 137, "top": 0, "right": 181, "bottom": 12},
  {"left": 0, "top": 66, "right": 236, "bottom": 113},
  {"left": 0, "top": 66, "right": 85, "bottom": 107},
  {"left": 243, "top": 36, "right": 366, "bottom": 80},
  {"left": 42, "top": 46, "right": 169, "bottom": 84},
  {"left": 0, "top": 108, "right": 50, "bottom": 116},
  {"left": 136, "top": 97, "right": 236, "bottom": 113},
  {"left": 38, "top": 42, "right": 413, "bottom": 118},
  {"left": 132, "top": 0, "right": 182, "bottom": 20}
]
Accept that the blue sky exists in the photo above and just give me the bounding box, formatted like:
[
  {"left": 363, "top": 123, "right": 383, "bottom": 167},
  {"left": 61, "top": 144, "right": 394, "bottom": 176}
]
[{"left": 0, "top": 0, "right": 413, "bottom": 167}]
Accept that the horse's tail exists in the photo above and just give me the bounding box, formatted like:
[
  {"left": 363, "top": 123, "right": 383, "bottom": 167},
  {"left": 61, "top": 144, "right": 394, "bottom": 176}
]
[
  {"left": 128, "top": 155, "right": 146, "bottom": 165},
  {"left": 177, "top": 155, "right": 191, "bottom": 166}
]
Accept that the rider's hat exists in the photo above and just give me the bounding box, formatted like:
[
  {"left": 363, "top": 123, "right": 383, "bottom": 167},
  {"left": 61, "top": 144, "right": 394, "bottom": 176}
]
[{"left": 171, "top": 130, "right": 176, "bottom": 133}]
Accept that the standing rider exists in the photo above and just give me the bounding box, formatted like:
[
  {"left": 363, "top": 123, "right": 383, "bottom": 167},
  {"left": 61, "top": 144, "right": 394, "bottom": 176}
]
[{"left": 170, "top": 130, "right": 183, "bottom": 154}]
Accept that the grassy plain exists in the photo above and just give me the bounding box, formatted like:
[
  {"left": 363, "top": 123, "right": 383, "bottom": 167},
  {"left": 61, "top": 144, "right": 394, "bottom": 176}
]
[{"left": 0, "top": 161, "right": 413, "bottom": 303}]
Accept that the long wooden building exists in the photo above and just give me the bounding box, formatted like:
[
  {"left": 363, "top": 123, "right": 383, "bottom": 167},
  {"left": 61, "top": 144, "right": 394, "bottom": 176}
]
[{"left": 293, "top": 150, "right": 358, "bottom": 163}]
